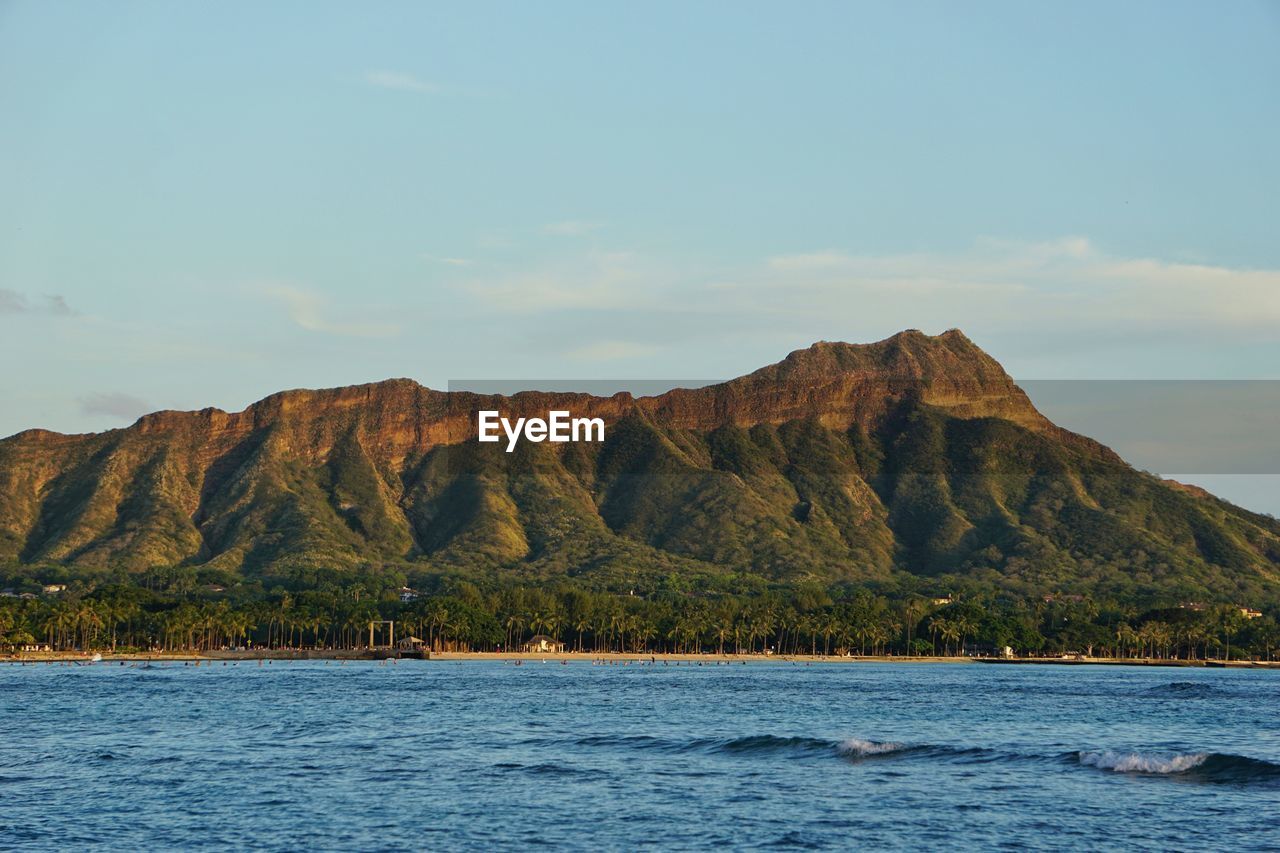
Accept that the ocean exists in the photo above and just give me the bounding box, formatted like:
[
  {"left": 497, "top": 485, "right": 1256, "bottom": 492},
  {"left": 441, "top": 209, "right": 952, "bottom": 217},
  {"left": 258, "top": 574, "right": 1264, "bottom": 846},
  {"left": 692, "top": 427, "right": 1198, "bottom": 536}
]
[{"left": 2, "top": 660, "right": 1278, "bottom": 850}]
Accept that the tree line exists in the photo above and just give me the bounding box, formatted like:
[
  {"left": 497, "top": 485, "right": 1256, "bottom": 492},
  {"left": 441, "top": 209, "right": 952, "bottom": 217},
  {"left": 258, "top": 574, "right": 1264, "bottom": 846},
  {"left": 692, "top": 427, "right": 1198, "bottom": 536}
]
[{"left": 2, "top": 574, "right": 1277, "bottom": 660}]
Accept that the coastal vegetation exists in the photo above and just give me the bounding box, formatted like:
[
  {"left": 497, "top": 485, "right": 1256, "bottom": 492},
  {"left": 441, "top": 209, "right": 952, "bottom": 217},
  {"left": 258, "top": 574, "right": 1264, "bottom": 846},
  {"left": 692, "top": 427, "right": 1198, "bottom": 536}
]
[{"left": 2, "top": 564, "right": 1276, "bottom": 660}]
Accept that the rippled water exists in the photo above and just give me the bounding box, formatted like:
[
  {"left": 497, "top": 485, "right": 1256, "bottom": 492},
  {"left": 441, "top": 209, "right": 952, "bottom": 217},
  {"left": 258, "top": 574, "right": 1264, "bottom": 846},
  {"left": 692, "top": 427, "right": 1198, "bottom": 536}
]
[{"left": 2, "top": 661, "right": 1279, "bottom": 850}]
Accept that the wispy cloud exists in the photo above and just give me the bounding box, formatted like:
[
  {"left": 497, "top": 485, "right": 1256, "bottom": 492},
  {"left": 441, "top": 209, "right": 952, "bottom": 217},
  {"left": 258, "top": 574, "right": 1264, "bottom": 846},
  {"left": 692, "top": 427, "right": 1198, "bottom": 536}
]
[
  {"left": 766, "top": 250, "right": 857, "bottom": 272},
  {"left": 565, "top": 340, "right": 658, "bottom": 361},
  {"left": 451, "top": 236, "right": 1280, "bottom": 376},
  {"left": 267, "top": 286, "right": 401, "bottom": 338},
  {"left": 421, "top": 254, "right": 472, "bottom": 267},
  {"left": 363, "top": 69, "right": 456, "bottom": 94},
  {"left": 758, "top": 237, "right": 1280, "bottom": 333},
  {"left": 79, "top": 392, "right": 150, "bottom": 421},
  {"left": 0, "top": 289, "right": 75, "bottom": 316},
  {"left": 543, "top": 220, "right": 603, "bottom": 237},
  {"left": 464, "top": 250, "right": 649, "bottom": 312}
]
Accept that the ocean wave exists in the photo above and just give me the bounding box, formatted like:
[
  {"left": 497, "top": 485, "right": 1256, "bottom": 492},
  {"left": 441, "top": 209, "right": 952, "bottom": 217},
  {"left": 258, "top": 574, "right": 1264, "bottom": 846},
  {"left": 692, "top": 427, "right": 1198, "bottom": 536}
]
[
  {"left": 1140, "top": 681, "right": 1227, "bottom": 699},
  {"left": 570, "top": 733, "right": 846, "bottom": 756},
  {"left": 1078, "top": 750, "right": 1209, "bottom": 774},
  {"left": 1074, "top": 750, "right": 1280, "bottom": 784},
  {"left": 837, "top": 738, "right": 905, "bottom": 758},
  {"left": 707, "top": 735, "right": 838, "bottom": 755},
  {"left": 568, "top": 732, "right": 989, "bottom": 764},
  {"left": 573, "top": 734, "right": 670, "bottom": 749},
  {"left": 492, "top": 761, "right": 598, "bottom": 778},
  {"left": 568, "top": 733, "right": 1280, "bottom": 785}
]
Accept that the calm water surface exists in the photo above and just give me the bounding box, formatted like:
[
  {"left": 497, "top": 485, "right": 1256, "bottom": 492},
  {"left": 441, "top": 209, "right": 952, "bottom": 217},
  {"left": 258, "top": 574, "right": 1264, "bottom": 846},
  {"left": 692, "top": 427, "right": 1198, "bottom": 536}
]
[{"left": 2, "top": 661, "right": 1278, "bottom": 850}]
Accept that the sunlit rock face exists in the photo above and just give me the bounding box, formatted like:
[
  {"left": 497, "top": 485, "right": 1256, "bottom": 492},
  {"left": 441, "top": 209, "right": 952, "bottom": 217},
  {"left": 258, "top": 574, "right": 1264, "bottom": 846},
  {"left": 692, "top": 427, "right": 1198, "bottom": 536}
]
[{"left": 1, "top": 330, "right": 1276, "bottom": 603}]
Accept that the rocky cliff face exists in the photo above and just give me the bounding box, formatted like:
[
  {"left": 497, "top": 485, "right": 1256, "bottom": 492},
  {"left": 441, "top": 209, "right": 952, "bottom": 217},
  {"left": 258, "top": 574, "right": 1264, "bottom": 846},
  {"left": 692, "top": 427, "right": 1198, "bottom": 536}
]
[{"left": 1, "top": 330, "right": 1277, "bottom": 600}]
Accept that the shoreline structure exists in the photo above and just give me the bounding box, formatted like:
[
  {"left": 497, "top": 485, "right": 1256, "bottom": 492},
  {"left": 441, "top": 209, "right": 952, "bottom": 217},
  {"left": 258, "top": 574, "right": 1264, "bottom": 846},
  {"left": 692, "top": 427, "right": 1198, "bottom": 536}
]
[{"left": 3, "top": 650, "right": 1277, "bottom": 668}]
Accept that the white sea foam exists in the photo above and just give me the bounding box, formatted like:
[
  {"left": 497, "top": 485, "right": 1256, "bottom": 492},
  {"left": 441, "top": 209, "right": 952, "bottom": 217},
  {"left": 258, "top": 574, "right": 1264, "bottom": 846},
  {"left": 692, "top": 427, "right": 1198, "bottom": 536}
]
[
  {"left": 838, "top": 738, "right": 903, "bottom": 757},
  {"left": 1078, "top": 750, "right": 1208, "bottom": 774}
]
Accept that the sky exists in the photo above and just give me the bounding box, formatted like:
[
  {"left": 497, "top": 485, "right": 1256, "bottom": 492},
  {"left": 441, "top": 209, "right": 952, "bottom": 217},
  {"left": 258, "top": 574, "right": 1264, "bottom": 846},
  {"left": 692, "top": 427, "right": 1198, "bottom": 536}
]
[{"left": 2, "top": 1, "right": 1278, "bottom": 510}]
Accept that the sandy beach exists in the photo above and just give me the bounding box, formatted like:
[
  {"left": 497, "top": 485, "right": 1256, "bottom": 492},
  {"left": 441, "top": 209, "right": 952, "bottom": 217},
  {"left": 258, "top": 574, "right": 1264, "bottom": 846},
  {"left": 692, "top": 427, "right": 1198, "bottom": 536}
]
[{"left": 5, "top": 650, "right": 1277, "bottom": 668}]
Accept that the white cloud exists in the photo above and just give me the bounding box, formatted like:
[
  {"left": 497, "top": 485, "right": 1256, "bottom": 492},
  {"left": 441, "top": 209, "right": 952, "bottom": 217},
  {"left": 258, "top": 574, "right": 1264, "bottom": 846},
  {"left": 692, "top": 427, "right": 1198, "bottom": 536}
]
[
  {"left": 464, "top": 250, "right": 650, "bottom": 312},
  {"left": 450, "top": 236, "right": 1280, "bottom": 377},
  {"left": 0, "top": 289, "right": 75, "bottom": 316},
  {"left": 565, "top": 340, "right": 658, "bottom": 361},
  {"left": 267, "top": 286, "right": 401, "bottom": 338},
  {"left": 755, "top": 238, "right": 1280, "bottom": 334},
  {"left": 767, "top": 250, "right": 856, "bottom": 272},
  {"left": 0, "top": 289, "right": 24, "bottom": 313},
  {"left": 543, "top": 220, "right": 604, "bottom": 237},
  {"left": 79, "top": 392, "right": 151, "bottom": 421},
  {"left": 421, "top": 254, "right": 471, "bottom": 266},
  {"left": 364, "top": 70, "right": 445, "bottom": 94}
]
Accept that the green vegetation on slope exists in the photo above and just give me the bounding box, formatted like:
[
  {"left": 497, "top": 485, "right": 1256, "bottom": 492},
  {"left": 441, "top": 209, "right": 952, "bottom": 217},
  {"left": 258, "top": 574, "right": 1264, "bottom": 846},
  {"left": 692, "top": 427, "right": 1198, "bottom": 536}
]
[
  {"left": 2, "top": 566, "right": 1277, "bottom": 663},
  {"left": 2, "top": 331, "right": 1278, "bottom": 615}
]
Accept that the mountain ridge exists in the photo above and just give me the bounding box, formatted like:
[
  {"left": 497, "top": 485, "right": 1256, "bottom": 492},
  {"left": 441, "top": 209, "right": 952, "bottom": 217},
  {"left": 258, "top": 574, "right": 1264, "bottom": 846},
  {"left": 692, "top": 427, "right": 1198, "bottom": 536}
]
[
  {"left": 7, "top": 325, "right": 1080, "bottom": 445},
  {"left": 2, "top": 330, "right": 1277, "bottom": 605}
]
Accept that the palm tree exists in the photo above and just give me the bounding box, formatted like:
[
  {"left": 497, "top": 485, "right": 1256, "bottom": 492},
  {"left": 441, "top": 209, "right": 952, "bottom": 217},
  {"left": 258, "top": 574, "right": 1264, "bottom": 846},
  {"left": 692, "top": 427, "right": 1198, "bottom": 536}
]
[
  {"left": 505, "top": 613, "right": 525, "bottom": 651},
  {"left": 543, "top": 612, "right": 562, "bottom": 646},
  {"left": 1253, "top": 618, "right": 1279, "bottom": 661},
  {"left": 795, "top": 615, "right": 816, "bottom": 656},
  {"left": 444, "top": 615, "right": 467, "bottom": 651},
  {"left": 1176, "top": 623, "right": 1204, "bottom": 661},
  {"left": 528, "top": 611, "right": 548, "bottom": 638},
  {"left": 854, "top": 620, "right": 874, "bottom": 656},
  {"left": 609, "top": 612, "right": 628, "bottom": 654},
  {"left": 573, "top": 613, "right": 593, "bottom": 652},
  {"left": 76, "top": 601, "right": 104, "bottom": 650},
  {"left": 752, "top": 607, "right": 776, "bottom": 654},
  {"left": 714, "top": 620, "right": 733, "bottom": 656},
  {"left": 952, "top": 615, "right": 975, "bottom": 656},
  {"left": 1141, "top": 622, "right": 1172, "bottom": 659},
  {"left": 925, "top": 616, "right": 955, "bottom": 656},
  {"left": 903, "top": 598, "right": 928, "bottom": 656},
  {"left": 927, "top": 615, "right": 949, "bottom": 655},
  {"left": 310, "top": 610, "right": 330, "bottom": 649},
  {"left": 635, "top": 620, "right": 657, "bottom": 653},
  {"left": 42, "top": 605, "right": 73, "bottom": 650},
  {"left": 820, "top": 613, "right": 840, "bottom": 656},
  {"left": 687, "top": 608, "right": 709, "bottom": 654},
  {"left": 1216, "top": 606, "right": 1246, "bottom": 661},
  {"left": 1115, "top": 623, "right": 1137, "bottom": 659},
  {"left": 776, "top": 608, "right": 798, "bottom": 655},
  {"left": 877, "top": 619, "right": 899, "bottom": 656}
]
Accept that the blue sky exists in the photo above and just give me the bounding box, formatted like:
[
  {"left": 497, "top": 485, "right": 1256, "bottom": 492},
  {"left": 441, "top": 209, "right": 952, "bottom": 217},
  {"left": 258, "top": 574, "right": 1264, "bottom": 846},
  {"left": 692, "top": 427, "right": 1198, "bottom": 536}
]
[{"left": 2, "top": 1, "right": 1278, "bottom": 509}]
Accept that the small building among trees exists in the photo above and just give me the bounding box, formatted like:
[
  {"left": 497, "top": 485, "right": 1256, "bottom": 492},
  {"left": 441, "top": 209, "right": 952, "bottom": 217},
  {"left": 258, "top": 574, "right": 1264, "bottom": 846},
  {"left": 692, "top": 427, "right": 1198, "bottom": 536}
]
[
  {"left": 398, "top": 635, "right": 425, "bottom": 651},
  {"left": 522, "top": 635, "right": 565, "bottom": 654}
]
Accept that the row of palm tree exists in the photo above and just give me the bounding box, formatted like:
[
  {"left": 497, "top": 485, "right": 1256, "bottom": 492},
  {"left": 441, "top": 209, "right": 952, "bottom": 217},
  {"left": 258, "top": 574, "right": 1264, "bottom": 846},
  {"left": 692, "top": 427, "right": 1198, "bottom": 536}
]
[
  {"left": 926, "top": 614, "right": 978, "bottom": 656},
  {"left": 490, "top": 599, "right": 906, "bottom": 656},
  {"left": 2, "top": 583, "right": 1277, "bottom": 659},
  {"left": 1111, "top": 607, "right": 1261, "bottom": 660}
]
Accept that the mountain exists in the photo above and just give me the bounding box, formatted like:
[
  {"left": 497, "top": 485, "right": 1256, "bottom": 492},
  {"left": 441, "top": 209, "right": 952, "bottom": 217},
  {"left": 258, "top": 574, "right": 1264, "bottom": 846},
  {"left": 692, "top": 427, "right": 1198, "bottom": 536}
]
[{"left": 2, "top": 329, "right": 1278, "bottom": 604}]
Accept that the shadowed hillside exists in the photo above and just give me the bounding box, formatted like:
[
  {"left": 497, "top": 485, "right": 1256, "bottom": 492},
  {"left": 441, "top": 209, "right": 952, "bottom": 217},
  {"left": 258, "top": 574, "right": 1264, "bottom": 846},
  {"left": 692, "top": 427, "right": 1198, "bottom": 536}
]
[{"left": 2, "top": 330, "right": 1277, "bottom": 604}]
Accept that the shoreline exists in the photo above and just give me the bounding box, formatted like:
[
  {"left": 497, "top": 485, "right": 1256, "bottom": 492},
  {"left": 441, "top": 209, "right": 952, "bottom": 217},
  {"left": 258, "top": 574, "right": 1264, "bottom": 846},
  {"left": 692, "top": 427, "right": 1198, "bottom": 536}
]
[{"left": 3, "top": 650, "right": 1277, "bottom": 668}]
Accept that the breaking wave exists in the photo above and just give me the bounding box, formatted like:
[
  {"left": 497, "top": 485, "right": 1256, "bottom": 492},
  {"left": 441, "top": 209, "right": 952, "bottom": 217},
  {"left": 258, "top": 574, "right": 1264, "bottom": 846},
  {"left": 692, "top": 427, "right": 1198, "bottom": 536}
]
[
  {"left": 1074, "top": 751, "right": 1280, "bottom": 784},
  {"left": 708, "top": 736, "right": 1000, "bottom": 764},
  {"left": 567, "top": 733, "right": 994, "bottom": 763},
  {"left": 837, "top": 738, "right": 906, "bottom": 757},
  {"left": 1078, "top": 750, "right": 1209, "bottom": 774},
  {"left": 561, "top": 733, "right": 1280, "bottom": 785}
]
